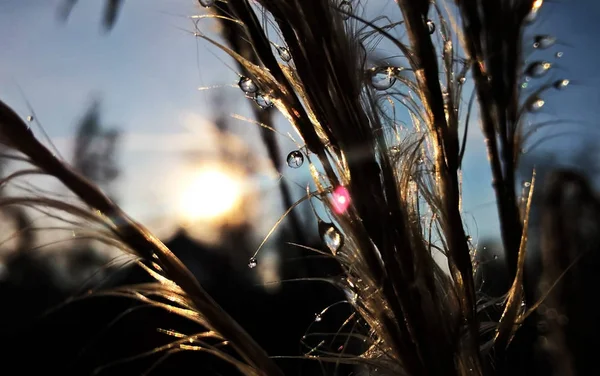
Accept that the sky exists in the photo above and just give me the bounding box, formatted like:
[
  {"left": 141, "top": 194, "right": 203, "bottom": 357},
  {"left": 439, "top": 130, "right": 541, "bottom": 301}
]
[{"left": 0, "top": 0, "right": 599, "bottom": 246}]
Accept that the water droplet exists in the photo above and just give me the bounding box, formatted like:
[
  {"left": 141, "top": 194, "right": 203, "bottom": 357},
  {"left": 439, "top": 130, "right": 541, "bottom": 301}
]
[
  {"left": 238, "top": 76, "right": 258, "bottom": 94},
  {"left": 459, "top": 76, "right": 466, "bottom": 84},
  {"left": 466, "top": 235, "right": 472, "bottom": 242},
  {"left": 152, "top": 262, "right": 163, "bottom": 272},
  {"left": 315, "top": 313, "right": 322, "bottom": 322},
  {"left": 350, "top": 292, "right": 358, "bottom": 304},
  {"left": 286, "top": 150, "right": 304, "bottom": 168},
  {"left": 442, "top": 90, "right": 449, "bottom": 101},
  {"left": 339, "top": 1, "right": 352, "bottom": 20},
  {"left": 523, "top": 181, "right": 531, "bottom": 188},
  {"left": 368, "top": 66, "right": 397, "bottom": 90},
  {"left": 254, "top": 93, "right": 274, "bottom": 109},
  {"left": 527, "top": 96, "right": 545, "bottom": 112},
  {"left": 26, "top": 115, "right": 34, "bottom": 122},
  {"left": 521, "top": 82, "right": 529, "bottom": 89},
  {"left": 525, "top": 61, "right": 552, "bottom": 78},
  {"left": 277, "top": 46, "right": 291, "bottom": 62},
  {"left": 198, "top": 0, "right": 216, "bottom": 8},
  {"left": 533, "top": 35, "right": 556, "bottom": 49},
  {"left": 553, "top": 79, "right": 569, "bottom": 90},
  {"left": 248, "top": 257, "right": 257, "bottom": 269},
  {"left": 555, "top": 51, "right": 563, "bottom": 58},
  {"left": 426, "top": 19, "right": 435, "bottom": 34},
  {"left": 319, "top": 222, "right": 343, "bottom": 255},
  {"left": 493, "top": 255, "right": 498, "bottom": 260}
]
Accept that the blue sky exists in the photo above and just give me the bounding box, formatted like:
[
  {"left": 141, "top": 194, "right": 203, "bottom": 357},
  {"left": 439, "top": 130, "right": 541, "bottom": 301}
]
[{"left": 0, "top": 0, "right": 599, "bottom": 244}]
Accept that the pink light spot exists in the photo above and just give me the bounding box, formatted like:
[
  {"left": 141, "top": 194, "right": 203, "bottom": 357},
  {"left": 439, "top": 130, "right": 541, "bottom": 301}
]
[{"left": 331, "top": 186, "right": 350, "bottom": 214}]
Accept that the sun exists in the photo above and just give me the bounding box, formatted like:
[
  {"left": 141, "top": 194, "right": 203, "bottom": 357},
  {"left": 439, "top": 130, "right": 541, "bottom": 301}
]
[{"left": 178, "top": 164, "right": 244, "bottom": 223}]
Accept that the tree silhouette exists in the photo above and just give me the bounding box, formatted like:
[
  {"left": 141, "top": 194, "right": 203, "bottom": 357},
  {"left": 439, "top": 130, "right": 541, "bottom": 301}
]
[
  {"left": 72, "top": 98, "right": 121, "bottom": 200},
  {"left": 58, "top": 0, "right": 124, "bottom": 31}
]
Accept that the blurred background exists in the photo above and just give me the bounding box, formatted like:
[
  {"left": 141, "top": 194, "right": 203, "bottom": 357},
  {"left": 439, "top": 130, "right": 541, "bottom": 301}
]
[{"left": 0, "top": 0, "right": 599, "bottom": 375}]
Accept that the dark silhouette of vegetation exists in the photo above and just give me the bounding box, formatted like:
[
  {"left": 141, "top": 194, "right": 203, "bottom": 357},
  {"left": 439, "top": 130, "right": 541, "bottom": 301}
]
[{"left": 72, "top": 98, "right": 121, "bottom": 200}]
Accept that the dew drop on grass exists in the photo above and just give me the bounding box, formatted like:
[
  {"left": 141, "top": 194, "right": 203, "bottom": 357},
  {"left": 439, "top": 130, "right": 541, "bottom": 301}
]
[
  {"left": 315, "top": 313, "right": 322, "bottom": 322},
  {"left": 349, "top": 292, "right": 358, "bottom": 304},
  {"left": 248, "top": 256, "right": 257, "bottom": 269},
  {"left": 319, "top": 223, "right": 343, "bottom": 255},
  {"left": 426, "top": 19, "right": 435, "bottom": 34},
  {"left": 533, "top": 35, "right": 556, "bottom": 49},
  {"left": 152, "top": 262, "right": 163, "bottom": 272},
  {"left": 466, "top": 235, "right": 472, "bottom": 242},
  {"left": 459, "top": 76, "right": 466, "bottom": 84},
  {"left": 527, "top": 97, "right": 545, "bottom": 112},
  {"left": 277, "top": 46, "right": 291, "bottom": 62},
  {"left": 198, "top": 0, "right": 216, "bottom": 7},
  {"left": 369, "top": 66, "right": 397, "bottom": 90},
  {"left": 238, "top": 76, "right": 258, "bottom": 94},
  {"left": 26, "top": 115, "right": 34, "bottom": 122},
  {"left": 339, "top": 1, "right": 352, "bottom": 20},
  {"left": 553, "top": 79, "right": 570, "bottom": 90},
  {"left": 286, "top": 150, "right": 304, "bottom": 168},
  {"left": 525, "top": 61, "right": 551, "bottom": 78},
  {"left": 555, "top": 51, "right": 564, "bottom": 58},
  {"left": 493, "top": 255, "right": 498, "bottom": 260},
  {"left": 254, "top": 93, "right": 274, "bottom": 109}
]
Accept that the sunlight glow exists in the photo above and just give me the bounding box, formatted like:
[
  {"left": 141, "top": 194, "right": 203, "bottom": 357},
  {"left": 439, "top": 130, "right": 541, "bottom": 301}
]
[{"left": 179, "top": 165, "right": 244, "bottom": 222}]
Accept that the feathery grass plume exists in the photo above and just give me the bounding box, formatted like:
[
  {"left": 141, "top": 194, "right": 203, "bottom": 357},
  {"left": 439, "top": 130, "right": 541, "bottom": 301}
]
[
  {"left": 0, "top": 100, "right": 284, "bottom": 376},
  {"left": 196, "top": 0, "right": 479, "bottom": 374},
  {"left": 191, "top": 0, "right": 564, "bottom": 373},
  {"left": 454, "top": 0, "right": 554, "bottom": 357},
  {"left": 208, "top": 2, "right": 306, "bottom": 242}
]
